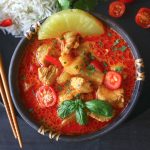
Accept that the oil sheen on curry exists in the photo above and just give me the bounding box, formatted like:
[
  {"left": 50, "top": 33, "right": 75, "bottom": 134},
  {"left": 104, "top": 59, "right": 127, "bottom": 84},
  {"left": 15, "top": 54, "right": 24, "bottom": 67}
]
[{"left": 18, "top": 19, "right": 136, "bottom": 135}]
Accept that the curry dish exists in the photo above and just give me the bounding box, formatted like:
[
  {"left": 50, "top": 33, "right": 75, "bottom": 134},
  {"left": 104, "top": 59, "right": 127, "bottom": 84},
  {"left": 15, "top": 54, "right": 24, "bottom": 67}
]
[{"left": 18, "top": 13, "right": 136, "bottom": 135}]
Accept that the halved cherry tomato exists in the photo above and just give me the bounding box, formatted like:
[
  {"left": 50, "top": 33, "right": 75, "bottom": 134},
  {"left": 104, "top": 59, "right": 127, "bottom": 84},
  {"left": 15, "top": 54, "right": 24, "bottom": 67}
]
[
  {"left": 135, "top": 8, "right": 150, "bottom": 29},
  {"left": 119, "top": 0, "right": 134, "bottom": 3},
  {"left": 90, "top": 60, "right": 104, "bottom": 72},
  {"left": 36, "top": 86, "right": 57, "bottom": 108},
  {"left": 109, "top": 1, "right": 126, "bottom": 18},
  {"left": 104, "top": 71, "right": 122, "bottom": 90},
  {"left": 45, "top": 55, "right": 62, "bottom": 68},
  {"left": 0, "top": 18, "right": 13, "bottom": 27}
]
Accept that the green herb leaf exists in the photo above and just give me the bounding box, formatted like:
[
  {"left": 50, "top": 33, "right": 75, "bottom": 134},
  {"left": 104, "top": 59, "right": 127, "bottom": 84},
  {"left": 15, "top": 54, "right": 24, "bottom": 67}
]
[
  {"left": 115, "top": 66, "right": 123, "bottom": 72},
  {"left": 103, "top": 61, "right": 108, "bottom": 67},
  {"left": 76, "top": 107, "right": 88, "bottom": 125},
  {"left": 75, "top": 99, "right": 85, "bottom": 109},
  {"left": 112, "top": 47, "right": 118, "bottom": 51},
  {"left": 57, "top": 85, "right": 63, "bottom": 91},
  {"left": 58, "top": 0, "right": 72, "bottom": 10},
  {"left": 119, "top": 46, "right": 127, "bottom": 52},
  {"left": 58, "top": 100, "right": 76, "bottom": 119},
  {"left": 113, "top": 39, "right": 120, "bottom": 46},
  {"left": 89, "top": 53, "right": 95, "bottom": 60},
  {"left": 107, "top": 32, "right": 112, "bottom": 37},
  {"left": 74, "top": 65, "right": 79, "bottom": 70},
  {"left": 85, "top": 100, "right": 113, "bottom": 117},
  {"left": 99, "top": 41, "right": 103, "bottom": 47},
  {"left": 74, "top": 0, "right": 98, "bottom": 11},
  {"left": 86, "top": 65, "right": 96, "bottom": 73}
]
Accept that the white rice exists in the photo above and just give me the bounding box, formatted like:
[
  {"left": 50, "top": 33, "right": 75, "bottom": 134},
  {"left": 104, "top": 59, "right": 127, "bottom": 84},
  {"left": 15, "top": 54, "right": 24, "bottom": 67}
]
[{"left": 0, "top": 0, "right": 59, "bottom": 37}]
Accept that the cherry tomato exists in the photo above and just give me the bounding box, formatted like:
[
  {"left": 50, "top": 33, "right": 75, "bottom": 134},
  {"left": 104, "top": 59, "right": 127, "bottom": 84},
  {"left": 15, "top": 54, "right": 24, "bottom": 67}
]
[
  {"left": 119, "top": 0, "right": 134, "bottom": 3},
  {"left": 36, "top": 86, "right": 57, "bottom": 108},
  {"left": 45, "top": 55, "right": 62, "bottom": 68},
  {"left": 0, "top": 18, "right": 13, "bottom": 27},
  {"left": 104, "top": 71, "right": 122, "bottom": 90},
  {"left": 90, "top": 60, "right": 104, "bottom": 72},
  {"left": 135, "top": 8, "right": 150, "bottom": 29},
  {"left": 109, "top": 1, "right": 126, "bottom": 18}
]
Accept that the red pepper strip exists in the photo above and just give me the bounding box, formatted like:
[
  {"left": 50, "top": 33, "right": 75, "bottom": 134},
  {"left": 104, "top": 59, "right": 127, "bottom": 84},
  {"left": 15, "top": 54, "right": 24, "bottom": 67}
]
[
  {"left": 90, "top": 60, "right": 104, "bottom": 72},
  {"left": 0, "top": 19, "right": 13, "bottom": 27},
  {"left": 45, "top": 55, "right": 62, "bottom": 68}
]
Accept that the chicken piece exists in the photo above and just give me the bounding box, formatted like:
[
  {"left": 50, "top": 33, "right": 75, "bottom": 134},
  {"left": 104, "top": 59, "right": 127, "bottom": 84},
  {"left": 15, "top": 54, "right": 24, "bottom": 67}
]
[
  {"left": 57, "top": 71, "right": 71, "bottom": 84},
  {"left": 60, "top": 32, "right": 80, "bottom": 55},
  {"left": 88, "top": 112, "right": 113, "bottom": 122},
  {"left": 96, "top": 85, "right": 124, "bottom": 108},
  {"left": 58, "top": 88, "right": 79, "bottom": 105},
  {"left": 60, "top": 55, "right": 84, "bottom": 75},
  {"left": 59, "top": 54, "right": 73, "bottom": 67},
  {"left": 38, "top": 65, "right": 58, "bottom": 85},
  {"left": 70, "top": 77, "right": 93, "bottom": 93},
  {"left": 61, "top": 114, "right": 75, "bottom": 126},
  {"left": 36, "top": 44, "right": 51, "bottom": 65}
]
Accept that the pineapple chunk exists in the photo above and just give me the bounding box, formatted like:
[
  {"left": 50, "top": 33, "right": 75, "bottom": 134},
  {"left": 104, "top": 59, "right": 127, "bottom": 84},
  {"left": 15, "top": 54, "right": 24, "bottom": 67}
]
[
  {"left": 63, "top": 56, "right": 84, "bottom": 75},
  {"left": 57, "top": 71, "right": 71, "bottom": 84}
]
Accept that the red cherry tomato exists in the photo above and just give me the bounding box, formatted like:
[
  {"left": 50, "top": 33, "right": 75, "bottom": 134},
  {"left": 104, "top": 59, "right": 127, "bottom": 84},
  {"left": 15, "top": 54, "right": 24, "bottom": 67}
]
[
  {"left": 104, "top": 71, "right": 122, "bottom": 90},
  {"left": 0, "top": 18, "right": 13, "bottom": 27},
  {"left": 36, "top": 86, "right": 57, "bottom": 108},
  {"left": 109, "top": 1, "right": 126, "bottom": 18},
  {"left": 135, "top": 8, "right": 150, "bottom": 29},
  {"left": 119, "top": 0, "right": 134, "bottom": 3},
  {"left": 45, "top": 55, "right": 62, "bottom": 68},
  {"left": 90, "top": 60, "right": 104, "bottom": 72}
]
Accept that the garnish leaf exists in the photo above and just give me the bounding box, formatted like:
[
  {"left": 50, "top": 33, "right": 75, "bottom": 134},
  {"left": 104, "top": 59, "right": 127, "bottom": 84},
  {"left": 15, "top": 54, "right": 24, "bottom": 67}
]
[
  {"left": 85, "top": 100, "right": 113, "bottom": 117},
  {"left": 76, "top": 107, "right": 88, "bottom": 125},
  {"left": 119, "top": 46, "right": 127, "bottom": 52},
  {"left": 115, "top": 66, "right": 123, "bottom": 72},
  {"left": 74, "top": 0, "right": 98, "bottom": 11},
  {"left": 86, "top": 65, "right": 96, "bottom": 73},
  {"left": 57, "top": 0, "right": 73, "bottom": 10},
  {"left": 108, "top": 32, "right": 112, "bottom": 37},
  {"left": 58, "top": 100, "right": 76, "bottom": 119},
  {"left": 99, "top": 41, "right": 103, "bottom": 47},
  {"left": 113, "top": 39, "right": 120, "bottom": 46},
  {"left": 103, "top": 61, "right": 108, "bottom": 67}
]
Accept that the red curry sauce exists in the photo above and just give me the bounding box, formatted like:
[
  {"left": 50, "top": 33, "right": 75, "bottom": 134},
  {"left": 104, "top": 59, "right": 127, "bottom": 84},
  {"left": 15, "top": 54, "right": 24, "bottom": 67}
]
[{"left": 18, "top": 27, "right": 136, "bottom": 135}]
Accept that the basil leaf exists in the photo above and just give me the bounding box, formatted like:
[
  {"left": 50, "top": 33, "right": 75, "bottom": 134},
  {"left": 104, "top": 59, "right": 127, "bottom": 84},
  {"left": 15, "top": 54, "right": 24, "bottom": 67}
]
[
  {"left": 58, "top": 0, "right": 72, "bottom": 10},
  {"left": 58, "top": 100, "right": 76, "bottom": 119},
  {"left": 74, "top": 0, "right": 98, "bottom": 11},
  {"left": 75, "top": 99, "right": 85, "bottom": 109},
  {"left": 76, "top": 107, "right": 88, "bottom": 125},
  {"left": 85, "top": 100, "right": 113, "bottom": 117}
]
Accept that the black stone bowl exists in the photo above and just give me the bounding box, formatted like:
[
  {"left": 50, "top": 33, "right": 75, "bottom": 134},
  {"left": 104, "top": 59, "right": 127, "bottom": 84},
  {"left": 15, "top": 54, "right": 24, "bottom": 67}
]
[{"left": 9, "top": 13, "right": 144, "bottom": 142}]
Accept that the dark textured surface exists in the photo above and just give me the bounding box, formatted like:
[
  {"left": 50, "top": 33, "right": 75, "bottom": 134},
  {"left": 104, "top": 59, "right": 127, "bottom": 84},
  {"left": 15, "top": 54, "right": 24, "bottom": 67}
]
[{"left": 0, "top": 0, "right": 150, "bottom": 149}]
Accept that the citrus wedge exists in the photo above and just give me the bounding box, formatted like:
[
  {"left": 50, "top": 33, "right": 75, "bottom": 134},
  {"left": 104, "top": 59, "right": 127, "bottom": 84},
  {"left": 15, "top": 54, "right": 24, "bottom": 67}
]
[{"left": 38, "top": 9, "right": 105, "bottom": 40}]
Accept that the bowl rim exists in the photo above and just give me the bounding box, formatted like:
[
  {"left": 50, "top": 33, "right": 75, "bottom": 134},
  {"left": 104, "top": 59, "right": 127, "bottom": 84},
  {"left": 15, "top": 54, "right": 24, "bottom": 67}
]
[{"left": 9, "top": 12, "right": 144, "bottom": 142}]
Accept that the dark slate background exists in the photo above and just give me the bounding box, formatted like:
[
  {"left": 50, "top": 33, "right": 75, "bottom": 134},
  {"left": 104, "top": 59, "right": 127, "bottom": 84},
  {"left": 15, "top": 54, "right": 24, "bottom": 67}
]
[{"left": 0, "top": 0, "right": 150, "bottom": 150}]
